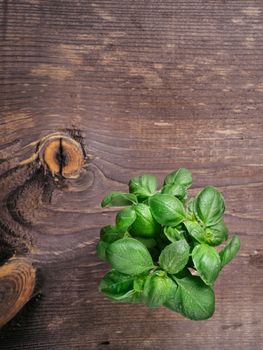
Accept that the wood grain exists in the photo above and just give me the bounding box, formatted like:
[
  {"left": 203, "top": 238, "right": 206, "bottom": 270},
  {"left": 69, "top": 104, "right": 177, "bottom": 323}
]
[
  {"left": 0, "top": 258, "right": 36, "bottom": 327},
  {"left": 0, "top": 0, "right": 262, "bottom": 349}
]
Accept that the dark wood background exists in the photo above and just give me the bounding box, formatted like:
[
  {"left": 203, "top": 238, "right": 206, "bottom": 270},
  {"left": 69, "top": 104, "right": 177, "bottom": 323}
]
[{"left": 0, "top": 0, "right": 263, "bottom": 349}]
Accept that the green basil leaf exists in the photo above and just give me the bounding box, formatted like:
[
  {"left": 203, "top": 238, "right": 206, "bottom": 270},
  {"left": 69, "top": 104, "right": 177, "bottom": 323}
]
[
  {"left": 100, "top": 225, "right": 124, "bottom": 243},
  {"left": 204, "top": 219, "right": 228, "bottom": 246},
  {"left": 184, "top": 220, "right": 206, "bottom": 243},
  {"left": 107, "top": 238, "right": 154, "bottom": 275},
  {"left": 164, "top": 168, "right": 192, "bottom": 188},
  {"left": 143, "top": 271, "right": 177, "bottom": 308},
  {"left": 99, "top": 269, "right": 134, "bottom": 297},
  {"left": 112, "top": 290, "right": 142, "bottom": 303},
  {"left": 129, "top": 174, "right": 157, "bottom": 201},
  {"left": 96, "top": 240, "right": 109, "bottom": 261},
  {"left": 99, "top": 270, "right": 142, "bottom": 303},
  {"left": 159, "top": 240, "right": 190, "bottom": 274},
  {"left": 186, "top": 198, "right": 196, "bottom": 222},
  {"left": 133, "top": 275, "right": 147, "bottom": 292},
  {"left": 116, "top": 207, "right": 136, "bottom": 233},
  {"left": 219, "top": 235, "right": 241, "bottom": 268},
  {"left": 161, "top": 183, "right": 187, "bottom": 200},
  {"left": 129, "top": 203, "right": 161, "bottom": 238},
  {"left": 185, "top": 219, "right": 228, "bottom": 247},
  {"left": 165, "top": 275, "right": 215, "bottom": 320},
  {"left": 164, "top": 226, "right": 185, "bottom": 243},
  {"left": 101, "top": 192, "right": 138, "bottom": 208},
  {"left": 192, "top": 244, "right": 221, "bottom": 285},
  {"left": 187, "top": 198, "right": 195, "bottom": 214},
  {"left": 194, "top": 186, "right": 225, "bottom": 226},
  {"left": 149, "top": 193, "right": 186, "bottom": 226}
]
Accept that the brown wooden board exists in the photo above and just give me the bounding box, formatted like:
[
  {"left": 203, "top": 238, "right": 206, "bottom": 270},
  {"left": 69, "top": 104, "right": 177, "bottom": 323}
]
[{"left": 0, "top": 0, "right": 262, "bottom": 349}]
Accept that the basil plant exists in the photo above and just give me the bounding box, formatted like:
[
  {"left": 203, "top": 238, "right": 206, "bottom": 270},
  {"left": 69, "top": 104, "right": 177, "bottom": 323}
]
[{"left": 97, "top": 168, "right": 240, "bottom": 320}]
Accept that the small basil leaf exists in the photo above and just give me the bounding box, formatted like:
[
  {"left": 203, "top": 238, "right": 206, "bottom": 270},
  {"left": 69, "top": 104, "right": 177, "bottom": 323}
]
[
  {"left": 187, "top": 198, "right": 195, "bottom": 214},
  {"left": 164, "top": 226, "right": 185, "bottom": 243},
  {"left": 165, "top": 275, "right": 215, "bottom": 320},
  {"left": 219, "top": 235, "right": 241, "bottom": 269},
  {"left": 192, "top": 244, "right": 221, "bottom": 285},
  {"left": 129, "top": 174, "right": 157, "bottom": 201},
  {"left": 96, "top": 240, "right": 109, "bottom": 261},
  {"left": 133, "top": 275, "right": 147, "bottom": 292},
  {"left": 107, "top": 238, "right": 154, "bottom": 275},
  {"left": 100, "top": 225, "right": 124, "bottom": 243},
  {"left": 99, "top": 270, "right": 134, "bottom": 297},
  {"left": 101, "top": 192, "right": 138, "bottom": 207},
  {"left": 149, "top": 193, "right": 186, "bottom": 226},
  {"left": 204, "top": 219, "right": 228, "bottom": 246},
  {"left": 164, "top": 168, "right": 192, "bottom": 188},
  {"left": 143, "top": 271, "right": 177, "bottom": 308},
  {"left": 116, "top": 207, "right": 136, "bottom": 233},
  {"left": 129, "top": 203, "right": 161, "bottom": 238},
  {"left": 194, "top": 186, "right": 225, "bottom": 226},
  {"left": 184, "top": 219, "right": 228, "bottom": 247},
  {"left": 159, "top": 240, "right": 190, "bottom": 274},
  {"left": 113, "top": 290, "right": 142, "bottom": 303},
  {"left": 184, "top": 220, "right": 206, "bottom": 243},
  {"left": 161, "top": 183, "right": 187, "bottom": 200},
  {"left": 99, "top": 270, "right": 142, "bottom": 303}
]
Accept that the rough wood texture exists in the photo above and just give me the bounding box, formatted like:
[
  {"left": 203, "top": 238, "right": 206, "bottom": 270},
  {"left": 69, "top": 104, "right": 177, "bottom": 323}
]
[{"left": 0, "top": 0, "right": 262, "bottom": 349}]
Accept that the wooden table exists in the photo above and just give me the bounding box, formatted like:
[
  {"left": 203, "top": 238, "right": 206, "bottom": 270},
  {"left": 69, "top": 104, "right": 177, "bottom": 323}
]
[{"left": 0, "top": 0, "right": 262, "bottom": 349}]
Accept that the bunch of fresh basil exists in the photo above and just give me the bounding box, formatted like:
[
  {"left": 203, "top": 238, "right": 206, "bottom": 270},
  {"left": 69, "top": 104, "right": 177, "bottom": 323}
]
[{"left": 97, "top": 168, "right": 240, "bottom": 320}]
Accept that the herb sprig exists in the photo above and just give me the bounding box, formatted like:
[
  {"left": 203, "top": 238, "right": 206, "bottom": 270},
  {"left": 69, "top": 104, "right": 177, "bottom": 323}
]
[{"left": 97, "top": 168, "right": 240, "bottom": 320}]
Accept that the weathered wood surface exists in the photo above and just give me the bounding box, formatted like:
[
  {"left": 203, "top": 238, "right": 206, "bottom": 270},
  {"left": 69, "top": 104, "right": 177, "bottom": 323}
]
[{"left": 0, "top": 0, "right": 262, "bottom": 349}]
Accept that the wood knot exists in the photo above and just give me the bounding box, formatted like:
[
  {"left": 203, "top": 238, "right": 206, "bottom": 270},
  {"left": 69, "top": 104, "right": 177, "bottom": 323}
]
[
  {"left": 19, "top": 132, "right": 85, "bottom": 179},
  {"left": 39, "top": 135, "right": 84, "bottom": 179},
  {"left": 0, "top": 258, "right": 36, "bottom": 327}
]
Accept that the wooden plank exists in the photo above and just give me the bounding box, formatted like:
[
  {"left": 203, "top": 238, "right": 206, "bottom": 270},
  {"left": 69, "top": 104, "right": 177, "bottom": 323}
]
[{"left": 0, "top": 0, "right": 262, "bottom": 349}]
